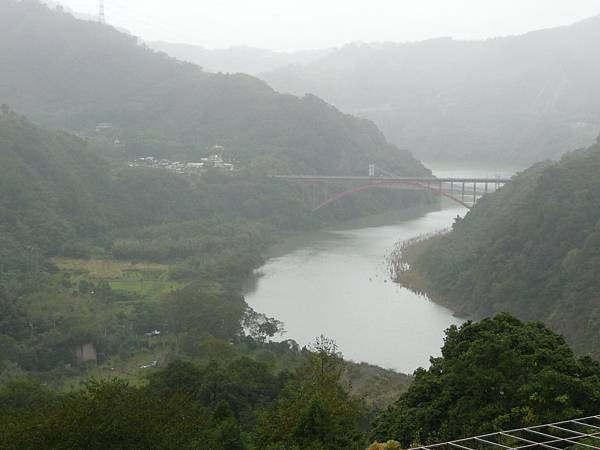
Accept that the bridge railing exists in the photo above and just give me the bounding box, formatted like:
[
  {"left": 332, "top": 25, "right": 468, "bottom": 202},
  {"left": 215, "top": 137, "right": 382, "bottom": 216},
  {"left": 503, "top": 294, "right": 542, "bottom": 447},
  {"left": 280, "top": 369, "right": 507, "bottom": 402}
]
[{"left": 272, "top": 175, "right": 511, "bottom": 211}]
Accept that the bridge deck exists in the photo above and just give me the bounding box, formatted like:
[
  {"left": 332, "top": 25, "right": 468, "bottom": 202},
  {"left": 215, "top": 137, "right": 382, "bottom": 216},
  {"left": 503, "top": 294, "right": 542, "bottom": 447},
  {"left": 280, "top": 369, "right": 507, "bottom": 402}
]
[
  {"left": 272, "top": 175, "right": 512, "bottom": 183},
  {"left": 273, "top": 174, "right": 512, "bottom": 210}
]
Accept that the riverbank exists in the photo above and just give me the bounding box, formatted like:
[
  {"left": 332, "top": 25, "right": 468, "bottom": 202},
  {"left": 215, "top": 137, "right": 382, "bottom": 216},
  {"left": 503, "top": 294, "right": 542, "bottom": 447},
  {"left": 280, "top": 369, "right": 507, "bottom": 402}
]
[
  {"left": 388, "top": 230, "right": 474, "bottom": 319},
  {"left": 382, "top": 164, "right": 522, "bottom": 320}
]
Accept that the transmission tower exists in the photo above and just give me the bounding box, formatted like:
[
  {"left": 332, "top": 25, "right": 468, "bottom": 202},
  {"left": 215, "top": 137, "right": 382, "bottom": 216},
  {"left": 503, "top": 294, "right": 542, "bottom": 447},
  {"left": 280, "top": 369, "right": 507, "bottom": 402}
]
[{"left": 98, "top": 0, "right": 105, "bottom": 24}]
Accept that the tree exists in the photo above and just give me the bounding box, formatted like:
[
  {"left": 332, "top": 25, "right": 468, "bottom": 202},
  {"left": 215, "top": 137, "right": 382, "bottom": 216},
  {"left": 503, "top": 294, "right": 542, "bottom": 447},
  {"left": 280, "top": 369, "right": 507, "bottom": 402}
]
[
  {"left": 372, "top": 314, "right": 600, "bottom": 447},
  {"left": 255, "top": 336, "right": 366, "bottom": 449},
  {"left": 210, "top": 400, "right": 248, "bottom": 450},
  {"left": 0, "top": 379, "right": 212, "bottom": 449},
  {"left": 147, "top": 360, "right": 204, "bottom": 399},
  {"left": 0, "top": 285, "right": 28, "bottom": 338},
  {"left": 243, "top": 308, "right": 284, "bottom": 343}
]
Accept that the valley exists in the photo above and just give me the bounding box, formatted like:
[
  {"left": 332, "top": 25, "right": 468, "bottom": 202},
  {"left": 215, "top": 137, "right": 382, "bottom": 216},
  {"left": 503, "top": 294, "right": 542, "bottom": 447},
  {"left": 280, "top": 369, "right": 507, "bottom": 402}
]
[{"left": 2, "top": 1, "right": 600, "bottom": 449}]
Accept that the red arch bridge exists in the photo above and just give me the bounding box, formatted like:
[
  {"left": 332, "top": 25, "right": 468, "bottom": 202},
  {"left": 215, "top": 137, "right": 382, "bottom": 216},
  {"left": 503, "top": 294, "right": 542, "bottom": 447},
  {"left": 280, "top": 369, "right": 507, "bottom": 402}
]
[{"left": 272, "top": 175, "right": 511, "bottom": 212}]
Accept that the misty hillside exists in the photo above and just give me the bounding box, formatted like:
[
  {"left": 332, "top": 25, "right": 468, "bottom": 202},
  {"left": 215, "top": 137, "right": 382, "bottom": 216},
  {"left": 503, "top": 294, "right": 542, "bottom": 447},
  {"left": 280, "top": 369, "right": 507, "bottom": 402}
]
[
  {"left": 0, "top": 109, "right": 112, "bottom": 270},
  {"left": 0, "top": 110, "right": 220, "bottom": 270},
  {"left": 396, "top": 135, "right": 600, "bottom": 357},
  {"left": 148, "top": 42, "right": 329, "bottom": 76},
  {"left": 0, "top": 1, "right": 427, "bottom": 176},
  {"left": 262, "top": 16, "right": 600, "bottom": 165}
]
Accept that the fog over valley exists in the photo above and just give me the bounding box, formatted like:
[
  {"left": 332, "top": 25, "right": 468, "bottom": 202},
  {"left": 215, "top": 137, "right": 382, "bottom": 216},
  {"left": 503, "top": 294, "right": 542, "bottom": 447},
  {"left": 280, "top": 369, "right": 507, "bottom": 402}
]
[{"left": 2, "top": 1, "right": 600, "bottom": 449}]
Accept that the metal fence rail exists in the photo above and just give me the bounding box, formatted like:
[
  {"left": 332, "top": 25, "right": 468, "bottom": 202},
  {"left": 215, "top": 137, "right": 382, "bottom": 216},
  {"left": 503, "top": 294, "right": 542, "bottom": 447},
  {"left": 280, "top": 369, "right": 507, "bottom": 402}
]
[{"left": 409, "top": 415, "right": 600, "bottom": 450}]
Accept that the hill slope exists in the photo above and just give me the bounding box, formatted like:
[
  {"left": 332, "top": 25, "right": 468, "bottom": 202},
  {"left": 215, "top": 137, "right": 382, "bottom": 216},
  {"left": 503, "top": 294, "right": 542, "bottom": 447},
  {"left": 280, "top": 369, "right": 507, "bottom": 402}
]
[
  {"left": 0, "top": 110, "right": 270, "bottom": 270},
  {"left": 262, "top": 17, "right": 600, "bottom": 165},
  {"left": 0, "top": 109, "right": 112, "bottom": 270},
  {"left": 395, "top": 136, "right": 600, "bottom": 356},
  {"left": 0, "top": 0, "right": 427, "bottom": 176}
]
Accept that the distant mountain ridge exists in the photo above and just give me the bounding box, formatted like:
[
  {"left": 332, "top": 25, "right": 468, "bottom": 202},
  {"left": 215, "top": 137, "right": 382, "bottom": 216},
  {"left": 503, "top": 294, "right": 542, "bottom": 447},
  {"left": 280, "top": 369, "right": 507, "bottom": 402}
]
[
  {"left": 261, "top": 16, "right": 600, "bottom": 165},
  {"left": 0, "top": 0, "right": 428, "bottom": 177},
  {"left": 148, "top": 42, "right": 330, "bottom": 76}
]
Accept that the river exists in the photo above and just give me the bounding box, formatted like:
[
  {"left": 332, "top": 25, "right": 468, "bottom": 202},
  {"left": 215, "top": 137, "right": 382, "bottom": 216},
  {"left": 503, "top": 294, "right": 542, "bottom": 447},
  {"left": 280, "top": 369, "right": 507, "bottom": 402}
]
[{"left": 245, "top": 166, "right": 518, "bottom": 374}]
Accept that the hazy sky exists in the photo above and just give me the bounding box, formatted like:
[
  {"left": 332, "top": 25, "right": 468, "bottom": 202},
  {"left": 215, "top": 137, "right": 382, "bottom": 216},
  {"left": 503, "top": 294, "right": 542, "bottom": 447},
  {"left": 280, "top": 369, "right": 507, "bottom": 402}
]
[{"left": 57, "top": 0, "right": 600, "bottom": 51}]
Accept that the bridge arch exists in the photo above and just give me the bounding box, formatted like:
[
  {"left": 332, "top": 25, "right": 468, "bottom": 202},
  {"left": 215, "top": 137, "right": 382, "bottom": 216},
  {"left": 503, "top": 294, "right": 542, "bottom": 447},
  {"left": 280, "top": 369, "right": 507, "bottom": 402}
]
[{"left": 311, "top": 180, "right": 472, "bottom": 212}]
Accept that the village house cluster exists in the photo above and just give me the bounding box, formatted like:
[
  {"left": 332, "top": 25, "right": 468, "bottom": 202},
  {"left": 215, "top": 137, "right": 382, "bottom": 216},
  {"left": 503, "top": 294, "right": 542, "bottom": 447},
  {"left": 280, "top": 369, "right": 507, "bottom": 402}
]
[{"left": 129, "top": 146, "right": 236, "bottom": 175}]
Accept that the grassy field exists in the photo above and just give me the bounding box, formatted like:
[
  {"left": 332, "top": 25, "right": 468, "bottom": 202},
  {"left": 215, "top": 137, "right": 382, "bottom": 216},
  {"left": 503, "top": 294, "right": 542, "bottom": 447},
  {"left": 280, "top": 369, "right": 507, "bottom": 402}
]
[
  {"left": 59, "top": 346, "right": 173, "bottom": 391},
  {"left": 52, "top": 257, "right": 169, "bottom": 278},
  {"left": 109, "top": 279, "right": 182, "bottom": 297},
  {"left": 48, "top": 258, "right": 187, "bottom": 390},
  {"left": 52, "top": 257, "right": 183, "bottom": 299}
]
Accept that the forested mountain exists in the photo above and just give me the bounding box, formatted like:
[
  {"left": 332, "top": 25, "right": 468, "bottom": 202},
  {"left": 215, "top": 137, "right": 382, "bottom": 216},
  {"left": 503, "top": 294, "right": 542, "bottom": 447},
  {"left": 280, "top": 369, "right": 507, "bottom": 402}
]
[
  {"left": 262, "top": 16, "right": 600, "bottom": 164},
  {"left": 148, "top": 42, "right": 329, "bottom": 76},
  {"left": 0, "top": 0, "right": 428, "bottom": 176},
  {"left": 0, "top": 109, "right": 303, "bottom": 272},
  {"left": 393, "top": 136, "right": 600, "bottom": 357}
]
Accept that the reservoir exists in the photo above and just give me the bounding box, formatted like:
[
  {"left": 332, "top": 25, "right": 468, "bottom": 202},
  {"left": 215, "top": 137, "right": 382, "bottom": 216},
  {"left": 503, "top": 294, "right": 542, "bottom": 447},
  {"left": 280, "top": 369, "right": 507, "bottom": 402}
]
[
  {"left": 245, "top": 167, "right": 518, "bottom": 374},
  {"left": 245, "top": 204, "right": 467, "bottom": 374}
]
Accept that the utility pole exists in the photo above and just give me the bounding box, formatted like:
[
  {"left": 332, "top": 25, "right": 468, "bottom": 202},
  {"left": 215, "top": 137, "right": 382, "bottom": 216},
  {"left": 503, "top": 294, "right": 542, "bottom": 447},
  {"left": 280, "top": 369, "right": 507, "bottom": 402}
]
[{"left": 99, "top": 0, "right": 105, "bottom": 24}]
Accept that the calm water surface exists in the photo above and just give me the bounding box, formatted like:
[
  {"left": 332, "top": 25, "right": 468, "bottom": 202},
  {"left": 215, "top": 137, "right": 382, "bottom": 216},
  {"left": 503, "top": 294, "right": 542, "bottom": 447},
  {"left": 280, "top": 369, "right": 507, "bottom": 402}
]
[
  {"left": 245, "top": 166, "right": 519, "bottom": 373},
  {"left": 245, "top": 205, "right": 468, "bottom": 373}
]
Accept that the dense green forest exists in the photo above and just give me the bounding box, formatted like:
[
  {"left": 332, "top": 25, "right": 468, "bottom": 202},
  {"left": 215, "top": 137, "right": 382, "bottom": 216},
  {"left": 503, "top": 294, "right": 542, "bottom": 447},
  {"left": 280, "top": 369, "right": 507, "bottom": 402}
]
[
  {"left": 3, "top": 314, "right": 598, "bottom": 449},
  {"left": 1, "top": 338, "right": 373, "bottom": 449},
  {"left": 0, "top": 0, "right": 428, "bottom": 176},
  {"left": 261, "top": 16, "right": 600, "bottom": 164},
  {"left": 393, "top": 137, "right": 600, "bottom": 357}
]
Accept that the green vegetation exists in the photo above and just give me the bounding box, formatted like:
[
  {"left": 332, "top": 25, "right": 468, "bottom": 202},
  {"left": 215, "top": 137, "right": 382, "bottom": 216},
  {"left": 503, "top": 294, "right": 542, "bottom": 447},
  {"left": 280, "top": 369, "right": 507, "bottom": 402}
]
[
  {"left": 255, "top": 337, "right": 366, "bottom": 449},
  {"left": 372, "top": 314, "right": 600, "bottom": 447},
  {"left": 4, "top": 314, "right": 599, "bottom": 449},
  {"left": 0, "top": 109, "right": 427, "bottom": 385},
  {"left": 0, "top": 339, "right": 380, "bottom": 449},
  {"left": 0, "top": 105, "right": 419, "bottom": 449},
  {"left": 393, "top": 138, "right": 600, "bottom": 357},
  {"left": 0, "top": 109, "right": 111, "bottom": 270}
]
